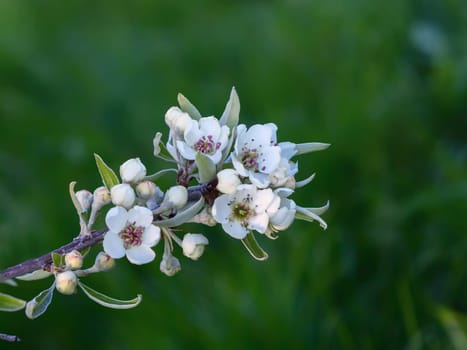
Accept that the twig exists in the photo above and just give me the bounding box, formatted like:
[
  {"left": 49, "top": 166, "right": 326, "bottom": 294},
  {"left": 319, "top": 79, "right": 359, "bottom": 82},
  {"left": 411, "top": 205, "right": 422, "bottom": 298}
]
[{"left": 0, "top": 332, "right": 21, "bottom": 342}]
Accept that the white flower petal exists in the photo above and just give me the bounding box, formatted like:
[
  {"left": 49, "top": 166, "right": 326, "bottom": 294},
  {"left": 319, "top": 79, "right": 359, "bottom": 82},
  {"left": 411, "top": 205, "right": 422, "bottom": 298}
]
[
  {"left": 176, "top": 140, "right": 198, "bottom": 160},
  {"left": 105, "top": 206, "right": 128, "bottom": 232},
  {"left": 126, "top": 245, "right": 156, "bottom": 265},
  {"left": 218, "top": 125, "right": 230, "bottom": 148},
  {"left": 127, "top": 205, "right": 153, "bottom": 227},
  {"left": 248, "top": 212, "right": 269, "bottom": 233},
  {"left": 142, "top": 224, "right": 161, "bottom": 247},
  {"left": 234, "top": 124, "right": 247, "bottom": 154},
  {"left": 199, "top": 117, "right": 221, "bottom": 140},
  {"left": 249, "top": 172, "right": 270, "bottom": 188},
  {"left": 252, "top": 188, "right": 275, "bottom": 212},
  {"left": 208, "top": 151, "right": 222, "bottom": 164},
  {"left": 258, "top": 146, "right": 281, "bottom": 173},
  {"left": 212, "top": 194, "right": 232, "bottom": 223},
  {"left": 222, "top": 221, "right": 248, "bottom": 239},
  {"left": 232, "top": 154, "right": 249, "bottom": 177},
  {"left": 184, "top": 120, "right": 202, "bottom": 146},
  {"left": 103, "top": 231, "right": 126, "bottom": 259},
  {"left": 246, "top": 124, "right": 275, "bottom": 149},
  {"left": 279, "top": 141, "right": 297, "bottom": 159}
]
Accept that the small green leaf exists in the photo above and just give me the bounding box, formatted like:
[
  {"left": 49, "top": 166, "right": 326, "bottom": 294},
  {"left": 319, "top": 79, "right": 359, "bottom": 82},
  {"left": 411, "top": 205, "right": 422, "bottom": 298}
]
[
  {"left": 80, "top": 246, "right": 92, "bottom": 258},
  {"left": 153, "top": 132, "right": 176, "bottom": 162},
  {"left": 1, "top": 279, "right": 17, "bottom": 286},
  {"left": 69, "top": 181, "right": 84, "bottom": 213},
  {"left": 295, "top": 142, "right": 331, "bottom": 156},
  {"left": 155, "top": 196, "right": 205, "bottom": 227},
  {"left": 218, "top": 123, "right": 237, "bottom": 168},
  {"left": 25, "top": 284, "right": 55, "bottom": 319},
  {"left": 196, "top": 153, "right": 216, "bottom": 183},
  {"left": 78, "top": 281, "right": 142, "bottom": 309},
  {"left": 295, "top": 205, "right": 328, "bottom": 229},
  {"left": 16, "top": 269, "right": 52, "bottom": 281},
  {"left": 51, "top": 252, "right": 63, "bottom": 267},
  {"left": 437, "top": 306, "right": 467, "bottom": 350},
  {"left": 145, "top": 168, "right": 178, "bottom": 182},
  {"left": 94, "top": 153, "right": 120, "bottom": 190},
  {"left": 0, "top": 293, "right": 26, "bottom": 312},
  {"left": 241, "top": 232, "right": 269, "bottom": 261},
  {"left": 219, "top": 87, "right": 240, "bottom": 129},
  {"left": 177, "top": 93, "right": 202, "bottom": 120},
  {"left": 295, "top": 173, "right": 316, "bottom": 188}
]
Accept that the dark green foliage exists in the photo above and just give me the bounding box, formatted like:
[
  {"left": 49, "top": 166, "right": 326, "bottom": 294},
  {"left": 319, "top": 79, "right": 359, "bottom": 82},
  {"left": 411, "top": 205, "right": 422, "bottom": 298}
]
[{"left": 0, "top": 0, "right": 466, "bottom": 348}]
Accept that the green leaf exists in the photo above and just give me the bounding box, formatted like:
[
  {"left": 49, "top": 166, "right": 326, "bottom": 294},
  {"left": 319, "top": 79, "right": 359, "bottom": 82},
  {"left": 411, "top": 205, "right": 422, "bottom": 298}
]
[
  {"left": 78, "top": 281, "right": 142, "bottom": 309},
  {"left": 94, "top": 153, "right": 120, "bottom": 190},
  {"left": 0, "top": 293, "right": 26, "bottom": 312},
  {"left": 155, "top": 196, "right": 205, "bottom": 227},
  {"left": 295, "top": 205, "right": 328, "bottom": 229},
  {"left": 177, "top": 93, "right": 202, "bottom": 120},
  {"left": 295, "top": 173, "right": 316, "bottom": 188},
  {"left": 437, "top": 306, "right": 467, "bottom": 350},
  {"left": 51, "top": 252, "right": 63, "bottom": 267},
  {"left": 145, "top": 168, "right": 178, "bottom": 182},
  {"left": 16, "top": 269, "right": 53, "bottom": 281},
  {"left": 196, "top": 153, "right": 216, "bottom": 183},
  {"left": 241, "top": 232, "right": 269, "bottom": 261},
  {"left": 25, "top": 284, "right": 55, "bottom": 319},
  {"left": 219, "top": 87, "right": 240, "bottom": 130},
  {"left": 69, "top": 181, "right": 84, "bottom": 213},
  {"left": 295, "top": 142, "right": 331, "bottom": 156},
  {"left": 153, "top": 132, "right": 176, "bottom": 162},
  {"left": 218, "top": 124, "right": 237, "bottom": 168}
]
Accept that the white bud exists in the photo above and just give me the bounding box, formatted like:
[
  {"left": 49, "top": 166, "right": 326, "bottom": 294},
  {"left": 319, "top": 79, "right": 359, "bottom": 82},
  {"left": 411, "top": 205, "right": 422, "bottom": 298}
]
[
  {"left": 94, "top": 252, "right": 115, "bottom": 272},
  {"left": 216, "top": 169, "right": 241, "bottom": 194},
  {"left": 159, "top": 253, "right": 181, "bottom": 276},
  {"left": 165, "top": 107, "right": 192, "bottom": 134},
  {"left": 111, "top": 183, "right": 136, "bottom": 209},
  {"left": 75, "top": 190, "right": 93, "bottom": 213},
  {"left": 120, "top": 158, "right": 146, "bottom": 184},
  {"left": 164, "top": 185, "right": 188, "bottom": 209},
  {"left": 136, "top": 180, "right": 157, "bottom": 200},
  {"left": 64, "top": 250, "right": 83, "bottom": 270},
  {"left": 182, "top": 233, "right": 209, "bottom": 260},
  {"left": 92, "top": 186, "right": 111, "bottom": 208},
  {"left": 55, "top": 271, "right": 78, "bottom": 295}
]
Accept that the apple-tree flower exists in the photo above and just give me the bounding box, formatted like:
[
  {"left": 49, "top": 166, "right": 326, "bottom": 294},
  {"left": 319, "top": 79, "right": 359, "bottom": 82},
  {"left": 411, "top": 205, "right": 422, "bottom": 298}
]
[
  {"left": 103, "top": 206, "right": 161, "bottom": 265},
  {"left": 212, "top": 184, "right": 280, "bottom": 239},
  {"left": 176, "top": 116, "right": 230, "bottom": 164}
]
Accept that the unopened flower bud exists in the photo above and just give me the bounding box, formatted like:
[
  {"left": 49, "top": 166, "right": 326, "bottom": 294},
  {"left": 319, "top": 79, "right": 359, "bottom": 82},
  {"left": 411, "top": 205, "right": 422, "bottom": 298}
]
[
  {"left": 75, "top": 190, "right": 92, "bottom": 213},
  {"left": 182, "top": 233, "right": 209, "bottom": 260},
  {"left": 55, "top": 271, "right": 78, "bottom": 295},
  {"left": 94, "top": 252, "right": 115, "bottom": 272},
  {"left": 136, "top": 180, "right": 157, "bottom": 200},
  {"left": 160, "top": 253, "right": 181, "bottom": 276},
  {"left": 165, "top": 107, "right": 192, "bottom": 134},
  {"left": 164, "top": 185, "right": 188, "bottom": 209},
  {"left": 65, "top": 250, "right": 83, "bottom": 270},
  {"left": 111, "top": 184, "right": 135, "bottom": 209},
  {"left": 216, "top": 169, "right": 241, "bottom": 194},
  {"left": 120, "top": 158, "right": 146, "bottom": 184},
  {"left": 93, "top": 186, "right": 111, "bottom": 208}
]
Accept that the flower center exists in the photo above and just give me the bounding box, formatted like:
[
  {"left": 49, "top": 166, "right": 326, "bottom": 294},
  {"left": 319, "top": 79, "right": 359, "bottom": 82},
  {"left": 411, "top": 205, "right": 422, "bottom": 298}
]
[
  {"left": 194, "top": 135, "right": 221, "bottom": 155},
  {"left": 241, "top": 148, "right": 259, "bottom": 170},
  {"left": 119, "top": 222, "right": 144, "bottom": 249},
  {"left": 231, "top": 202, "right": 255, "bottom": 225}
]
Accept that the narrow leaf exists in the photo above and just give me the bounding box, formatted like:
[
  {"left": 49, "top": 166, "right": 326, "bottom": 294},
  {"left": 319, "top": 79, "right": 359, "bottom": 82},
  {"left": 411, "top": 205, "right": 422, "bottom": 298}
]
[
  {"left": 295, "top": 142, "right": 331, "bottom": 156},
  {"left": 51, "top": 252, "right": 62, "bottom": 267},
  {"left": 219, "top": 87, "right": 240, "bottom": 129},
  {"left": 25, "top": 284, "right": 55, "bottom": 319},
  {"left": 218, "top": 124, "right": 237, "bottom": 168},
  {"left": 145, "top": 168, "right": 178, "bottom": 182},
  {"left": 177, "top": 93, "right": 202, "bottom": 120},
  {"left": 437, "top": 306, "right": 467, "bottom": 350},
  {"left": 295, "top": 173, "right": 316, "bottom": 188},
  {"left": 153, "top": 132, "right": 176, "bottom": 162},
  {"left": 0, "top": 293, "right": 26, "bottom": 312},
  {"left": 295, "top": 206, "right": 328, "bottom": 229},
  {"left": 16, "top": 269, "right": 52, "bottom": 281},
  {"left": 155, "top": 196, "right": 205, "bottom": 227},
  {"left": 69, "top": 181, "right": 84, "bottom": 213},
  {"left": 241, "top": 232, "right": 269, "bottom": 261},
  {"left": 78, "top": 281, "right": 142, "bottom": 309},
  {"left": 196, "top": 153, "right": 216, "bottom": 183},
  {"left": 1, "top": 279, "right": 17, "bottom": 286},
  {"left": 94, "top": 153, "right": 120, "bottom": 190}
]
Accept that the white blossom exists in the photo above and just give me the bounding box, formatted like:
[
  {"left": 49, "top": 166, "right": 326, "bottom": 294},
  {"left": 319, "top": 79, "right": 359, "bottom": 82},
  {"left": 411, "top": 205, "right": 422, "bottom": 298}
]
[
  {"left": 92, "top": 186, "right": 111, "bottom": 208},
  {"left": 160, "top": 252, "right": 181, "bottom": 276},
  {"left": 212, "top": 184, "right": 280, "bottom": 239},
  {"left": 103, "top": 206, "right": 161, "bottom": 265},
  {"left": 110, "top": 184, "right": 136, "bottom": 209},
  {"left": 120, "top": 158, "right": 146, "bottom": 184},
  {"left": 176, "top": 116, "right": 230, "bottom": 164},
  {"left": 165, "top": 106, "right": 192, "bottom": 135},
  {"left": 231, "top": 123, "right": 281, "bottom": 188},
  {"left": 55, "top": 271, "right": 78, "bottom": 295},
  {"left": 75, "top": 190, "right": 92, "bottom": 213},
  {"left": 136, "top": 180, "right": 157, "bottom": 200},
  {"left": 216, "top": 169, "right": 241, "bottom": 194},
  {"left": 64, "top": 250, "right": 83, "bottom": 270},
  {"left": 182, "top": 233, "right": 209, "bottom": 260}
]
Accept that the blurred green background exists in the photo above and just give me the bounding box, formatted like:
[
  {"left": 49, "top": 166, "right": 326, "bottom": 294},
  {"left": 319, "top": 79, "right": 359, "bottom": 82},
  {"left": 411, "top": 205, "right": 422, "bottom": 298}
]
[{"left": 1, "top": 0, "right": 466, "bottom": 349}]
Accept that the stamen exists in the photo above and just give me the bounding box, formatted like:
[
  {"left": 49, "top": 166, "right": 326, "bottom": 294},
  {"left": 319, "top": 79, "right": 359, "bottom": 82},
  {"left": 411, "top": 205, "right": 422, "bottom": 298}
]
[{"left": 119, "top": 222, "right": 144, "bottom": 249}]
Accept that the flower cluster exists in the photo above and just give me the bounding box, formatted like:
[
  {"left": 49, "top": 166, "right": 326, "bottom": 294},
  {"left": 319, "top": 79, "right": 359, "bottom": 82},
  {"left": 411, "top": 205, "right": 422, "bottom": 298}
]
[{"left": 0, "top": 87, "right": 329, "bottom": 322}]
